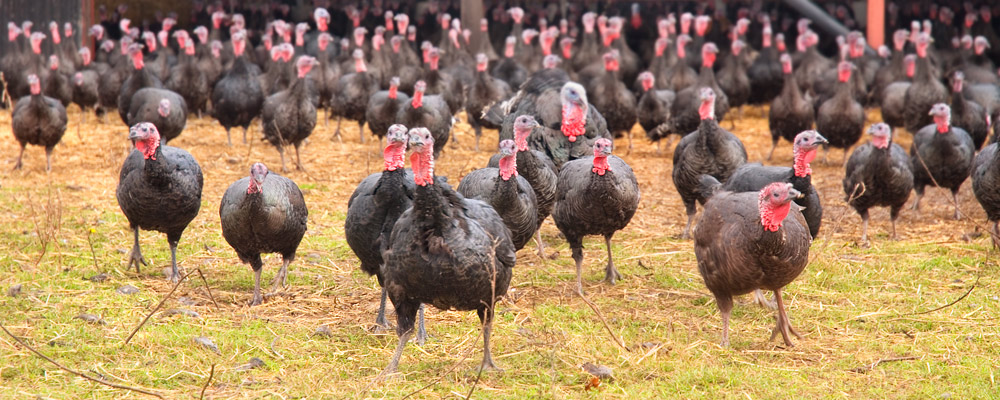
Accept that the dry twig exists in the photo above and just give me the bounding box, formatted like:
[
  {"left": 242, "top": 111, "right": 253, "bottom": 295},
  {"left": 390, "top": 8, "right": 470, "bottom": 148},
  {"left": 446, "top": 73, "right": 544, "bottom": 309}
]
[
  {"left": 124, "top": 272, "right": 190, "bottom": 345},
  {"left": 0, "top": 321, "right": 165, "bottom": 398},
  {"left": 850, "top": 356, "right": 920, "bottom": 373},
  {"left": 200, "top": 363, "right": 216, "bottom": 400}
]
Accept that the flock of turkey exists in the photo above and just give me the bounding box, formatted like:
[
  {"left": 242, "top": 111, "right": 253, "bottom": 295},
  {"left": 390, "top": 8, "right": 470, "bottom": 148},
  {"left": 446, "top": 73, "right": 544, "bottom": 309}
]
[{"left": 4, "top": 1, "right": 1000, "bottom": 378}]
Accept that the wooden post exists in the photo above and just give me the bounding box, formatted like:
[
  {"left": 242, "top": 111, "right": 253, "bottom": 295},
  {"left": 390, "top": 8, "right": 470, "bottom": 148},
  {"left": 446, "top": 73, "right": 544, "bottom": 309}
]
[
  {"left": 461, "top": 0, "right": 485, "bottom": 55},
  {"left": 867, "top": 0, "right": 885, "bottom": 48}
]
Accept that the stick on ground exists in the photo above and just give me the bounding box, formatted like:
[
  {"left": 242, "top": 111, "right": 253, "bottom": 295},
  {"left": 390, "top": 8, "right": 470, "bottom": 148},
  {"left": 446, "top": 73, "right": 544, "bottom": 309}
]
[{"left": 0, "top": 322, "right": 165, "bottom": 398}]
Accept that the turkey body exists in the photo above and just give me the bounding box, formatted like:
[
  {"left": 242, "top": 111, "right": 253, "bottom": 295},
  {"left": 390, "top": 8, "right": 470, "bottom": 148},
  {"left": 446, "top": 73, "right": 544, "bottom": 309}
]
[
  {"left": 458, "top": 166, "right": 538, "bottom": 251},
  {"left": 972, "top": 142, "right": 1000, "bottom": 247},
  {"left": 12, "top": 91, "right": 68, "bottom": 171},
  {"left": 843, "top": 139, "right": 913, "bottom": 241},
  {"left": 262, "top": 76, "right": 317, "bottom": 171},
  {"left": 768, "top": 71, "right": 813, "bottom": 159},
  {"left": 127, "top": 88, "right": 188, "bottom": 144},
  {"left": 212, "top": 57, "right": 264, "bottom": 146},
  {"left": 220, "top": 169, "right": 308, "bottom": 305},
  {"left": 694, "top": 188, "right": 811, "bottom": 346},
  {"left": 910, "top": 124, "right": 975, "bottom": 218}
]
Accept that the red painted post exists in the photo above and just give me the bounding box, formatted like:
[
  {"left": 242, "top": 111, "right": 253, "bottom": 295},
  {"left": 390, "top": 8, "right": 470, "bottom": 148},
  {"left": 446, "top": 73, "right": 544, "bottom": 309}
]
[{"left": 868, "top": 0, "right": 885, "bottom": 48}]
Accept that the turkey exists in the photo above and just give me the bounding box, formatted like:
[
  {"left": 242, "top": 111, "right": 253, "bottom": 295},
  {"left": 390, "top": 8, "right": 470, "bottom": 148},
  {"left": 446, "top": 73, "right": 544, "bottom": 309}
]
[
  {"left": 486, "top": 116, "right": 559, "bottom": 258},
  {"left": 365, "top": 77, "right": 410, "bottom": 146},
  {"left": 465, "top": 53, "right": 512, "bottom": 151},
  {"left": 635, "top": 71, "right": 676, "bottom": 150},
  {"left": 880, "top": 55, "right": 916, "bottom": 129},
  {"left": 459, "top": 139, "right": 539, "bottom": 250},
  {"left": 672, "top": 88, "right": 747, "bottom": 239},
  {"left": 694, "top": 182, "right": 811, "bottom": 347},
  {"left": 668, "top": 43, "right": 729, "bottom": 136},
  {"left": 43, "top": 55, "right": 72, "bottom": 107},
  {"left": 664, "top": 34, "right": 697, "bottom": 91},
  {"left": 716, "top": 39, "right": 751, "bottom": 125},
  {"left": 589, "top": 50, "right": 637, "bottom": 148},
  {"left": 487, "top": 77, "right": 611, "bottom": 169},
  {"left": 843, "top": 123, "right": 914, "bottom": 243},
  {"left": 910, "top": 103, "right": 976, "bottom": 220},
  {"left": 396, "top": 80, "right": 453, "bottom": 159},
  {"left": 345, "top": 125, "right": 417, "bottom": 331},
  {"left": 552, "top": 138, "right": 639, "bottom": 293},
  {"left": 490, "top": 36, "right": 529, "bottom": 90},
  {"left": 118, "top": 43, "right": 164, "bottom": 126},
  {"left": 815, "top": 61, "right": 864, "bottom": 164},
  {"left": 12, "top": 74, "right": 68, "bottom": 172},
  {"left": 220, "top": 162, "right": 307, "bottom": 306},
  {"left": 379, "top": 127, "right": 516, "bottom": 378},
  {"left": 950, "top": 71, "right": 990, "bottom": 149},
  {"left": 768, "top": 53, "right": 815, "bottom": 160},
  {"left": 71, "top": 70, "right": 99, "bottom": 117},
  {"left": 699, "top": 130, "right": 827, "bottom": 240},
  {"left": 166, "top": 37, "right": 210, "bottom": 119},
  {"left": 331, "top": 49, "right": 378, "bottom": 143},
  {"left": 972, "top": 130, "right": 1000, "bottom": 248},
  {"left": 127, "top": 88, "right": 187, "bottom": 144},
  {"left": 211, "top": 31, "right": 263, "bottom": 146},
  {"left": 903, "top": 33, "right": 948, "bottom": 134},
  {"left": 116, "top": 122, "right": 203, "bottom": 282},
  {"left": 422, "top": 47, "right": 463, "bottom": 118},
  {"left": 747, "top": 24, "right": 783, "bottom": 107},
  {"left": 262, "top": 56, "right": 318, "bottom": 172}
]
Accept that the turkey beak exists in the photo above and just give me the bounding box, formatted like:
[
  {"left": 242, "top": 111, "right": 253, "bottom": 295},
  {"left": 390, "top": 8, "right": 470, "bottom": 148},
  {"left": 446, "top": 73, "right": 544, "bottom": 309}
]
[
  {"left": 814, "top": 134, "right": 828, "bottom": 145},
  {"left": 788, "top": 187, "right": 804, "bottom": 200},
  {"left": 409, "top": 133, "right": 425, "bottom": 150}
]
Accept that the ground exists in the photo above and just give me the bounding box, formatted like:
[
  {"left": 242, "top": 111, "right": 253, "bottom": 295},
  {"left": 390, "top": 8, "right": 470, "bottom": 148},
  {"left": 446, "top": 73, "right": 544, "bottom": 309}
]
[{"left": 0, "top": 106, "right": 997, "bottom": 399}]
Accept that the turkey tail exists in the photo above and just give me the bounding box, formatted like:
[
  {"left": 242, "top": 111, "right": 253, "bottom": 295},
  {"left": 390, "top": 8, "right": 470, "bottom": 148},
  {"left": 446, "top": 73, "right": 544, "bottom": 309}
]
[{"left": 698, "top": 174, "right": 723, "bottom": 201}]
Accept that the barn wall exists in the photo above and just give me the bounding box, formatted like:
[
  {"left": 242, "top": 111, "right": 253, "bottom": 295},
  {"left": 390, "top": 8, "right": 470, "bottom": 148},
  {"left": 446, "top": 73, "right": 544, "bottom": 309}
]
[{"left": 1, "top": 0, "right": 83, "bottom": 55}]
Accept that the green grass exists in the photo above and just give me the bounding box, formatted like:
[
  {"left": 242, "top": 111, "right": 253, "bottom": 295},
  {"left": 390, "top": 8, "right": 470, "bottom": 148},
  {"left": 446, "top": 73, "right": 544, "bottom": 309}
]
[{"left": 0, "top": 110, "right": 998, "bottom": 398}]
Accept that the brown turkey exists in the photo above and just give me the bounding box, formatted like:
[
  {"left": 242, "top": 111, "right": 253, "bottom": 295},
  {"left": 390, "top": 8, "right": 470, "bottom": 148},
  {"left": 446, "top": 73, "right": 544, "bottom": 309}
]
[
  {"left": 12, "top": 74, "right": 68, "bottom": 172},
  {"left": 910, "top": 104, "right": 976, "bottom": 219},
  {"left": 815, "top": 61, "right": 864, "bottom": 164},
  {"left": 694, "top": 182, "right": 811, "bottom": 347},
  {"left": 843, "top": 123, "right": 914, "bottom": 243}
]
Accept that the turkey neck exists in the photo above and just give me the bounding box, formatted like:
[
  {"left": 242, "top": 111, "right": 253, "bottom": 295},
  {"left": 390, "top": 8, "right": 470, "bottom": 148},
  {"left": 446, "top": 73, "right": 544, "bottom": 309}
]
[
  {"left": 697, "top": 65, "right": 718, "bottom": 89},
  {"left": 230, "top": 56, "right": 253, "bottom": 78},
  {"left": 413, "top": 181, "right": 456, "bottom": 238},
  {"left": 914, "top": 55, "right": 934, "bottom": 84},
  {"left": 781, "top": 69, "right": 804, "bottom": 104},
  {"left": 490, "top": 169, "right": 519, "bottom": 213},
  {"left": 140, "top": 146, "right": 173, "bottom": 186}
]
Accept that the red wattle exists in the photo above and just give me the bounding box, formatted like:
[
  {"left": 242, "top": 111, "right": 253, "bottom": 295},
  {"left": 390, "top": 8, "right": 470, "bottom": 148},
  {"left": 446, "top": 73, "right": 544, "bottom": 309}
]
[
  {"left": 793, "top": 148, "right": 816, "bottom": 177},
  {"left": 499, "top": 156, "right": 517, "bottom": 180},
  {"left": 760, "top": 201, "right": 791, "bottom": 232},
  {"left": 561, "top": 103, "right": 586, "bottom": 141},
  {"left": 592, "top": 156, "right": 611, "bottom": 175},
  {"left": 411, "top": 91, "right": 424, "bottom": 108},
  {"left": 411, "top": 152, "right": 434, "bottom": 186},
  {"left": 384, "top": 143, "right": 406, "bottom": 171},
  {"left": 698, "top": 99, "right": 715, "bottom": 120}
]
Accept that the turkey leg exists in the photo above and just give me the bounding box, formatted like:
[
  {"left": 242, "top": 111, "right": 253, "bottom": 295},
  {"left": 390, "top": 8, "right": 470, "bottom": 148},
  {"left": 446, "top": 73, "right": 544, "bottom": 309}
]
[
  {"left": 251, "top": 263, "right": 263, "bottom": 306},
  {"left": 951, "top": 191, "right": 961, "bottom": 220},
  {"left": 717, "top": 294, "right": 734, "bottom": 346},
  {"left": 332, "top": 116, "right": 343, "bottom": 141},
  {"left": 378, "top": 301, "right": 420, "bottom": 380},
  {"left": 294, "top": 143, "right": 307, "bottom": 171},
  {"left": 474, "top": 125, "right": 482, "bottom": 152},
  {"left": 126, "top": 227, "right": 148, "bottom": 273},
  {"left": 167, "top": 239, "right": 181, "bottom": 283},
  {"left": 860, "top": 210, "right": 870, "bottom": 244},
  {"left": 13, "top": 144, "right": 25, "bottom": 170},
  {"left": 572, "top": 246, "right": 585, "bottom": 295},
  {"left": 377, "top": 329, "right": 412, "bottom": 381},
  {"left": 993, "top": 221, "right": 1000, "bottom": 249},
  {"left": 680, "top": 202, "right": 697, "bottom": 239},
  {"left": 604, "top": 235, "right": 622, "bottom": 284},
  {"left": 373, "top": 286, "right": 393, "bottom": 332},
  {"left": 277, "top": 145, "right": 289, "bottom": 172},
  {"left": 753, "top": 289, "right": 777, "bottom": 310},
  {"left": 535, "top": 230, "right": 550, "bottom": 259},
  {"left": 242, "top": 126, "right": 250, "bottom": 144},
  {"left": 416, "top": 304, "right": 427, "bottom": 346},
  {"left": 477, "top": 306, "right": 503, "bottom": 372},
  {"left": 890, "top": 205, "right": 902, "bottom": 240},
  {"left": 768, "top": 288, "right": 802, "bottom": 346},
  {"left": 358, "top": 120, "right": 366, "bottom": 144},
  {"left": 224, "top": 127, "right": 233, "bottom": 146},
  {"left": 271, "top": 257, "right": 290, "bottom": 291},
  {"left": 766, "top": 138, "right": 778, "bottom": 161},
  {"left": 44, "top": 147, "right": 54, "bottom": 173}
]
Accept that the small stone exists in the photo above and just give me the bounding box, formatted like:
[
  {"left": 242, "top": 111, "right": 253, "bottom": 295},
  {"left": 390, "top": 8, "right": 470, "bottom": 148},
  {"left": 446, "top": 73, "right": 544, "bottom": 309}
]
[
  {"left": 178, "top": 296, "right": 199, "bottom": 306},
  {"left": 313, "top": 325, "right": 334, "bottom": 338},
  {"left": 116, "top": 285, "right": 139, "bottom": 295},
  {"left": 235, "top": 357, "right": 266, "bottom": 371},
  {"left": 161, "top": 309, "right": 200, "bottom": 319},
  {"left": 193, "top": 336, "right": 220, "bottom": 354},
  {"left": 581, "top": 362, "right": 614, "bottom": 380},
  {"left": 87, "top": 273, "right": 109, "bottom": 283},
  {"left": 8, "top": 284, "right": 22, "bottom": 297},
  {"left": 116, "top": 248, "right": 128, "bottom": 254},
  {"left": 75, "top": 313, "right": 106, "bottom": 325},
  {"left": 939, "top": 392, "right": 951, "bottom": 399},
  {"left": 227, "top": 157, "right": 240, "bottom": 164}
]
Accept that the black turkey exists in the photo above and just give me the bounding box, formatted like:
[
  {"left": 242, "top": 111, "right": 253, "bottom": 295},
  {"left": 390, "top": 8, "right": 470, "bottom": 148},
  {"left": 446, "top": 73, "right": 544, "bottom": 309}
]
[
  {"left": 458, "top": 139, "right": 539, "bottom": 250},
  {"left": 262, "top": 56, "right": 318, "bottom": 172},
  {"left": 910, "top": 104, "right": 976, "bottom": 220},
  {"left": 379, "top": 127, "right": 515, "bottom": 377},
  {"left": 12, "top": 74, "right": 68, "bottom": 172},
  {"left": 552, "top": 138, "right": 640, "bottom": 293},
  {"left": 843, "top": 123, "right": 914, "bottom": 242},
  {"left": 211, "top": 31, "right": 264, "bottom": 146},
  {"left": 127, "top": 88, "right": 187, "bottom": 144},
  {"left": 116, "top": 122, "right": 203, "bottom": 282},
  {"left": 220, "top": 162, "right": 308, "bottom": 305}
]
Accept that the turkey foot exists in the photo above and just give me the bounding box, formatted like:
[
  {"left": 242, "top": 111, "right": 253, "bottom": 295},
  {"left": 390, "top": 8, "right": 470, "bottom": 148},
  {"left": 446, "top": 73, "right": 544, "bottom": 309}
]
[
  {"left": 371, "top": 286, "right": 394, "bottom": 333},
  {"left": 477, "top": 307, "right": 503, "bottom": 372},
  {"left": 604, "top": 236, "right": 622, "bottom": 284},
  {"left": 415, "top": 304, "right": 428, "bottom": 346},
  {"left": 126, "top": 228, "right": 148, "bottom": 273},
  {"left": 535, "top": 231, "right": 557, "bottom": 259},
  {"left": 752, "top": 289, "right": 777, "bottom": 310},
  {"left": 376, "top": 329, "right": 412, "bottom": 383},
  {"left": 13, "top": 146, "right": 25, "bottom": 170},
  {"left": 767, "top": 289, "right": 802, "bottom": 347},
  {"left": 166, "top": 241, "right": 181, "bottom": 283}
]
